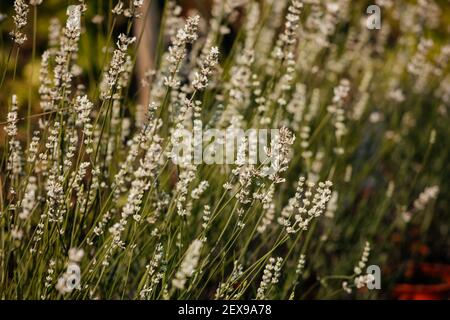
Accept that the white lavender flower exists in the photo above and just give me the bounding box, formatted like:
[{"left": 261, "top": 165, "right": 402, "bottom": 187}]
[
  {"left": 272, "top": 0, "right": 303, "bottom": 61},
  {"left": 74, "top": 95, "right": 93, "bottom": 126},
  {"left": 191, "top": 181, "right": 209, "bottom": 200},
  {"left": 413, "top": 185, "right": 439, "bottom": 211},
  {"left": 101, "top": 34, "right": 136, "bottom": 99},
  {"left": 172, "top": 239, "right": 203, "bottom": 290},
  {"left": 5, "top": 95, "right": 23, "bottom": 175},
  {"left": 5, "top": 95, "right": 19, "bottom": 138},
  {"left": 256, "top": 184, "right": 276, "bottom": 234},
  {"left": 45, "top": 168, "right": 66, "bottom": 223},
  {"left": 52, "top": 5, "right": 82, "bottom": 102},
  {"left": 215, "top": 261, "right": 244, "bottom": 299},
  {"left": 328, "top": 79, "right": 350, "bottom": 143},
  {"left": 354, "top": 241, "right": 371, "bottom": 275},
  {"left": 279, "top": 177, "right": 333, "bottom": 233},
  {"left": 201, "top": 205, "right": 211, "bottom": 231},
  {"left": 112, "top": 1, "right": 124, "bottom": 15},
  {"left": 164, "top": 15, "right": 200, "bottom": 88},
  {"left": 295, "top": 254, "right": 306, "bottom": 275},
  {"left": 19, "top": 176, "right": 38, "bottom": 220},
  {"left": 175, "top": 165, "right": 197, "bottom": 216},
  {"left": 256, "top": 257, "right": 283, "bottom": 299},
  {"left": 408, "top": 38, "right": 433, "bottom": 77},
  {"left": 38, "top": 51, "right": 53, "bottom": 111},
  {"left": 192, "top": 46, "right": 219, "bottom": 90},
  {"left": 48, "top": 17, "right": 61, "bottom": 50},
  {"left": 41, "top": 259, "right": 56, "bottom": 299},
  {"left": 140, "top": 243, "right": 165, "bottom": 299},
  {"left": 10, "top": 0, "right": 29, "bottom": 45},
  {"left": 122, "top": 178, "right": 146, "bottom": 221},
  {"left": 262, "top": 127, "right": 295, "bottom": 183}
]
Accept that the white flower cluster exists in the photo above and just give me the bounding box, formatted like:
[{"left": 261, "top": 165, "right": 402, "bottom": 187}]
[
  {"left": 328, "top": 79, "right": 351, "bottom": 145},
  {"left": 140, "top": 243, "right": 165, "bottom": 299},
  {"left": 192, "top": 46, "right": 220, "bottom": 90},
  {"left": 435, "top": 45, "right": 450, "bottom": 76},
  {"left": 263, "top": 127, "right": 296, "bottom": 183},
  {"left": 71, "top": 162, "right": 90, "bottom": 193},
  {"left": 201, "top": 205, "right": 211, "bottom": 232},
  {"left": 112, "top": 1, "right": 125, "bottom": 15},
  {"left": 256, "top": 257, "right": 283, "bottom": 300},
  {"left": 342, "top": 280, "right": 352, "bottom": 294},
  {"left": 354, "top": 273, "right": 376, "bottom": 289},
  {"left": 220, "top": 50, "right": 254, "bottom": 127},
  {"left": 298, "top": 125, "right": 312, "bottom": 159},
  {"left": 230, "top": 136, "right": 257, "bottom": 204},
  {"left": 52, "top": 5, "right": 83, "bottom": 103},
  {"left": 112, "top": 0, "right": 144, "bottom": 18},
  {"left": 5, "top": 95, "right": 23, "bottom": 176},
  {"left": 19, "top": 176, "right": 38, "bottom": 220},
  {"left": 279, "top": 177, "right": 333, "bottom": 233},
  {"left": 102, "top": 34, "right": 136, "bottom": 99},
  {"left": 74, "top": 95, "right": 94, "bottom": 153},
  {"left": 256, "top": 184, "right": 276, "bottom": 234},
  {"left": 44, "top": 122, "right": 60, "bottom": 156},
  {"left": 402, "top": 185, "right": 439, "bottom": 223},
  {"left": 175, "top": 165, "right": 197, "bottom": 216},
  {"left": 45, "top": 169, "right": 66, "bottom": 223},
  {"left": 48, "top": 17, "right": 61, "bottom": 50},
  {"left": 272, "top": 0, "right": 303, "bottom": 60},
  {"left": 413, "top": 185, "right": 439, "bottom": 211},
  {"left": 10, "top": 0, "right": 29, "bottom": 45},
  {"left": 27, "top": 131, "right": 40, "bottom": 163},
  {"left": 295, "top": 254, "right": 306, "bottom": 275},
  {"left": 122, "top": 179, "right": 146, "bottom": 222},
  {"left": 92, "top": 211, "right": 112, "bottom": 238},
  {"left": 164, "top": 15, "right": 200, "bottom": 88},
  {"left": 164, "top": 0, "right": 183, "bottom": 39},
  {"left": 341, "top": 241, "right": 372, "bottom": 294},
  {"left": 215, "top": 261, "right": 244, "bottom": 299},
  {"left": 74, "top": 95, "right": 93, "bottom": 126},
  {"left": 354, "top": 241, "right": 371, "bottom": 275},
  {"left": 62, "top": 131, "right": 77, "bottom": 172},
  {"left": 5, "top": 95, "right": 19, "bottom": 137},
  {"left": 172, "top": 239, "right": 203, "bottom": 290},
  {"left": 65, "top": 5, "right": 82, "bottom": 42},
  {"left": 408, "top": 38, "right": 434, "bottom": 77},
  {"left": 191, "top": 181, "right": 209, "bottom": 200},
  {"left": 115, "top": 141, "right": 153, "bottom": 218},
  {"left": 113, "top": 134, "right": 142, "bottom": 193},
  {"left": 38, "top": 51, "right": 53, "bottom": 111},
  {"left": 41, "top": 259, "right": 56, "bottom": 299},
  {"left": 286, "top": 82, "right": 306, "bottom": 121},
  {"left": 268, "top": 1, "right": 303, "bottom": 110}
]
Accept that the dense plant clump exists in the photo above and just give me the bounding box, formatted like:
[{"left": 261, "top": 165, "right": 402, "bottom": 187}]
[{"left": 0, "top": 0, "right": 448, "bottom": 299}]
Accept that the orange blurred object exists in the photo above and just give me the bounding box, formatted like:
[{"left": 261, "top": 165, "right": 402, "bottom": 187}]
[{"left": 393, "top": 263, "right": 450, "bottom": 300}]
